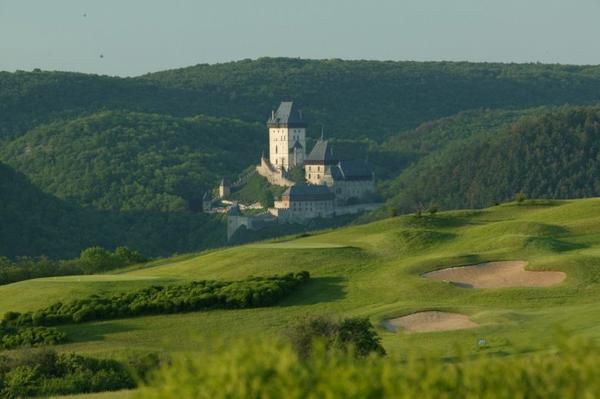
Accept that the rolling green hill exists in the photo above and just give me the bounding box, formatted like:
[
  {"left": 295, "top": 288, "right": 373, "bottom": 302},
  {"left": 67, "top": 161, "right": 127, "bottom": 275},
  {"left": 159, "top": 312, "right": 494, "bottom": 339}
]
[{"left": 2, "top": 198, "right": 600, "bottom": 364}]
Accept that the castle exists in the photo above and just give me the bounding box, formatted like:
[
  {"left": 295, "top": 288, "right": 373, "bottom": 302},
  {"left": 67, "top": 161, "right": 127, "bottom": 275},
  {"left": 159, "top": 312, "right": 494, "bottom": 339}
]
[{"left": 227, "top": 101, "right": 379, "bottom": 239}]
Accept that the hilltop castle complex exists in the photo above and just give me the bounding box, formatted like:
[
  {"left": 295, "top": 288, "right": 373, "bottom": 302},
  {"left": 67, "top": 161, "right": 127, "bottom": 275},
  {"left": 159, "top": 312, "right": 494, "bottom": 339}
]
[{"left": 227, "top": 101, "right": 379, "bottom": 239}]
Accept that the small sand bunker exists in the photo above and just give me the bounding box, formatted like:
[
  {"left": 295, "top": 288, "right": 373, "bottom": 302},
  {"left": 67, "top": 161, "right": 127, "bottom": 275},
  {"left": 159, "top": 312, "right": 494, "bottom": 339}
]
[
  {"left": 383, "top": 311, "right": 478, "bottom": 333},
  {"left": 424, "top": 261, "right": 566, "bottom": 288}
]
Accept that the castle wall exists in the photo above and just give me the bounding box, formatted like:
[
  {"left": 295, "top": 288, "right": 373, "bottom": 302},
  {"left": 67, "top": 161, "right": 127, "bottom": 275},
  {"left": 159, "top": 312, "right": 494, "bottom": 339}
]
[
  {"left": 304, "top": 164, "right": 331, "bottom": 185},
  {"left": 256, "top": 157, "right": 295, "bottom": 187},
  {"left": 331, "top": 180, "right": 376, "bottom": 204}
]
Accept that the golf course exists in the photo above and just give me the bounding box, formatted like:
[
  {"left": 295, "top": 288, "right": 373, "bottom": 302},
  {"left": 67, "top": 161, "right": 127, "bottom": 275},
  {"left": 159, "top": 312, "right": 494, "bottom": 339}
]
[{"left": 2, "top": 198, "right": 600, "bottom": 364}]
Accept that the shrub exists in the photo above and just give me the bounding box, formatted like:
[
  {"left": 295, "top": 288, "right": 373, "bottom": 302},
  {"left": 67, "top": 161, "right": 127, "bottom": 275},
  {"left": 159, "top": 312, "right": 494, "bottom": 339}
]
[
  {"left": 0, "top": 326, "right": 66, "bottom": 350},
  {"left": 515, "top": 192, "right": 527, "bottom": 203},
  {"left": 285, "top": 316, "right": 385, "bottom": 359},
  {"left": 428, "top": 204, "right": 439, "bottom": 215},
  {"left": 0, "top": 349, "right": 136, "bottom": 397}
]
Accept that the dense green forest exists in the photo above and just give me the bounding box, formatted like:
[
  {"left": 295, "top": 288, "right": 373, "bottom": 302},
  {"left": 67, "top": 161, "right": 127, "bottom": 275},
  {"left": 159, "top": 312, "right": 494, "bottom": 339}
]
[
  {"left": 4, "top": 58, "right": 600, "bottom": 142},
  {"left": 0, "top": 160, "right": 225, "bottom": 258},
  {"left": 381, "top": 106, "right": 600, "bottom": 212},
  {"left": 4, "top": 58, "right": 600, "bottom": 260},
  {"left": 0, "top": 111, "right": 262, "bottom": 212}
]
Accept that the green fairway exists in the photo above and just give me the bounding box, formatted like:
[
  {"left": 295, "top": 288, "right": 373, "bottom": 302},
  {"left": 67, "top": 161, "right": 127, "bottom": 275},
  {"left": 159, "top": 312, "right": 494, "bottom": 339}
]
[
  {"left": 51, "top": 390, "right": 134, "bottom": 399},
  {"left": 247, "top": 242, "right": 351, "bottom": 249},
  {"left": 3, "top": 198, "right": 600, "bottom": 360}
]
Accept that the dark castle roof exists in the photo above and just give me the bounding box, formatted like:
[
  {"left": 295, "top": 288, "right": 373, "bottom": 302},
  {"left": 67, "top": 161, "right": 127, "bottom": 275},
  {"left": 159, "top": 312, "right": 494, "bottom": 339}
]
[
  {"left": 330, "top": 160, "right": 373, "bottom": 181},
  {"left": 282, "top": 184, "right": 335, "bottom": 201},
  {"left": 305, "top": 139, "right": 338, "bottom": 165},
  {"left": 267, "top": 102, "right": 306, "bottom": 128}
]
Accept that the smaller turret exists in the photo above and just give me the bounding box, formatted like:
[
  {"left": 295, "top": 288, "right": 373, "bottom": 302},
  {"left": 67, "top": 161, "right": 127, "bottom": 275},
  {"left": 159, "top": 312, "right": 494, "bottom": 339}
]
[{"left": 219, "top": 178, "right": 230, "bottom": 198}]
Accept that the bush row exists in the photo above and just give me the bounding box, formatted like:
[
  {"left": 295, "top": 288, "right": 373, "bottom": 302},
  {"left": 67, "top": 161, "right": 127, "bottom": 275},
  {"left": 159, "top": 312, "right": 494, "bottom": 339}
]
[
  {"left": 0, "top": 327, "right": 66, "bottom": 350},
  {"left": 0, "top": 349, "right": 137, "bottom": 398},
  {"left": 2, "top": 272, "right": 310, "bottom": 327}
]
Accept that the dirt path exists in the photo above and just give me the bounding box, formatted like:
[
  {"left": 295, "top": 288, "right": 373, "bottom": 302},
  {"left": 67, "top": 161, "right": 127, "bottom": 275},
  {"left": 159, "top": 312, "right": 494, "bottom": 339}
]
[{"left": 423, "top": 261, "right": 566, "bottom": 288}]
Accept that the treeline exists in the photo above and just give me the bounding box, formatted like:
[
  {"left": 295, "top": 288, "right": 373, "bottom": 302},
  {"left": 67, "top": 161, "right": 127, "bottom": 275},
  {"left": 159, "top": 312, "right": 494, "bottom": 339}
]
[
  {"left": 381, "top": 106, "right": 600, "bottom": 214},
  {"left": 0, "top": 246, "right": 147, "bottom": 285},
  {"left": 2, "top": 272, "right": 310, "bottom": 327},
  {"left": 0, "top": 349, "right": 140, "bottom": 398}
]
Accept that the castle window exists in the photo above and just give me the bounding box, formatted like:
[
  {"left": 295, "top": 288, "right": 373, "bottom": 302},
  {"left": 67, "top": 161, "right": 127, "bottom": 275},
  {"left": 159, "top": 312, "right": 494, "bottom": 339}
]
[{"left": 275, "top": 145, "right": 278, "bottom": 154}]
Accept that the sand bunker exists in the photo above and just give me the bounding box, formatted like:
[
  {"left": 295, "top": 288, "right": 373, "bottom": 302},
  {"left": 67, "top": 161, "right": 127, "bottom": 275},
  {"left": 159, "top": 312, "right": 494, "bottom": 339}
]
[
  {"left": 383, "top": 311, "right": 478, "bottom": 333},
  {"left": 424, "top": 261, "right": 566, "bottom": 288}
]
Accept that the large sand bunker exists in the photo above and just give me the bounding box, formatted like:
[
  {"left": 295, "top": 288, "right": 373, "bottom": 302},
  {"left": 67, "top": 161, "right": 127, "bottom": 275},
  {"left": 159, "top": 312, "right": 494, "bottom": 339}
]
[
  {"left": 383, "top": 311, "right": 478, "bottom": 333},
  {"left": 424, "top": 261, "right": 566, "bottom": 288}
]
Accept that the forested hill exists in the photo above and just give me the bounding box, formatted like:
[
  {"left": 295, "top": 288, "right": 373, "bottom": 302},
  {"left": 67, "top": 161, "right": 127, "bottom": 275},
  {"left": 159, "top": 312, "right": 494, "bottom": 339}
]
[
  {"left": 4, "top": 58, "right": 600, "bottom": 259},
  {"left": 381, "top": 106, "right": 600, "bottom": 213},
  {"left": 0, "top": 160, "right": 226, "bottom": 259},
  {"left": 0, "top": 111, "right": 263, "bottom": 212},
  {"left": 144, "top": 59, "right": 600, "bottom": 139},
  {"left": 5, "top": 58, "right": 600, "bottom": 141}
]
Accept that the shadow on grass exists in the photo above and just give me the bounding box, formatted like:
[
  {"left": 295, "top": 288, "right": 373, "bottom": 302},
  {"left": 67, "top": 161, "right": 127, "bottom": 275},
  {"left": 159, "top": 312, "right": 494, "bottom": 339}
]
[
  {"left": 277, "top": 276, "right": 346, "bottom": 306},
  {"left": 60, "top": 321, "right": 140, "bottom": 343}
]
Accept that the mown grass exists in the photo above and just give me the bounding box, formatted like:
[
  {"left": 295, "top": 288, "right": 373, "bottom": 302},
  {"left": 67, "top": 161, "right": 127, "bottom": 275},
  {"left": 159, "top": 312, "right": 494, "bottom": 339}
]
[{"left": 2, "top": 199, "right": 600, "bottom": 361}]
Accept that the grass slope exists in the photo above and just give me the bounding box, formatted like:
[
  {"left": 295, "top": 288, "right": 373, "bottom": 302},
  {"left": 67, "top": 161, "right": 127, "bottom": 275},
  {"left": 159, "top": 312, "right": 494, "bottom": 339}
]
[{"left": 2, "top": 199, "right": 600, "bottom": 360}]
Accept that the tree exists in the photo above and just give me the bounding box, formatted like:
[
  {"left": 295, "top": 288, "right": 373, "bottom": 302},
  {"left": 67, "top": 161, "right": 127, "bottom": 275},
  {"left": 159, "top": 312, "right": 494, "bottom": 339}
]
[
  {"left": 285, "top": 316, "right": 385, "bottom": 359},
  {"left": 79, "top": 247, "right": 118, "bottom": 273},
  {"left": 515, "top": 192, "right": 527, "bottom": 203},
  {"left": 428, "top": 203, "right": 439, "bottom": 215}
]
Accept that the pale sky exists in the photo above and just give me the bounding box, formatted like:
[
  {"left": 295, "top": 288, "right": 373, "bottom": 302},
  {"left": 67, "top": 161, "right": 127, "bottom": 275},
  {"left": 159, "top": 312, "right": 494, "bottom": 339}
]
[{"left": 1, "top": 0, "right": 600, "bottom": 77}]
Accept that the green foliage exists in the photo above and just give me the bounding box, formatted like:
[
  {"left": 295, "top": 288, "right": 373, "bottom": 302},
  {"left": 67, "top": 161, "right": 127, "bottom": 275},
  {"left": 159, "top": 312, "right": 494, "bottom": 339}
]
[
  {"left": 0, "top": 326, "right": 66, "bottom": 350},
  {"left": 0, "top": 246, "right": 147, "bottom": 285},
  {"left": 143, "top": 58, "right": 600, "bottom": 140},
  {"left": 137, "top": 338, "right": 600, "bottom": 399},
  {"left": 285, "top": 316, "right": 385, "bottom": 359},
  {"left": 428, "top": 203, "right": 439, "bottom": 215},
  {"left": 0, "top": 111, "right": 263, "bottom": 213},
  {"left": 0, "top": 349, "right": 135, "bottom": 398},
  {"left": 0, "top": 160, "right": 226, "bottom": 259},
  {"left": 7, "top": 60, "right": 600, "bottom": 260},
  {"left": 5, "top": 59, "right": 600, "bottom": 144},
  {"left": 230, "top": 172, "right": 285, "bottom": 208},
  {"left": 515, "top": 192, "right": 527, "bottom": 203},
  {"left": 3, "top": 272, "right": 310, "bottom": 327},
  {"left": 382, "top": 106, "right": 600, "bottom": 213}
]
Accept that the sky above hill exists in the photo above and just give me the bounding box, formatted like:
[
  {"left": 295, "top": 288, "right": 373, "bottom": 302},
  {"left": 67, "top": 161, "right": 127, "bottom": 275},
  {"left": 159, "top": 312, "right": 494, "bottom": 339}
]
[{"left": 1, "top": 0, "right": 599, "bottom": 76}]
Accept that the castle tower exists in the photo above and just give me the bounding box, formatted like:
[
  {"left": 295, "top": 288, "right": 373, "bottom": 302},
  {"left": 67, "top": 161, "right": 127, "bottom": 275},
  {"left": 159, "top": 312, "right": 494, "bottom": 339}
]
[{"left": 267, "top": 101, "right": 306, "bottom": 171}]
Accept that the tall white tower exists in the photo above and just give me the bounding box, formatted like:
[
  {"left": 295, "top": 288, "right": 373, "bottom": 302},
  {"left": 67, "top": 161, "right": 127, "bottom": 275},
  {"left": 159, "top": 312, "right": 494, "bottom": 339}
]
[{"left": 267, "top": 101, "right": 306, "bottom": 171}]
